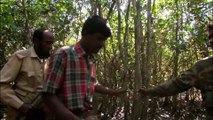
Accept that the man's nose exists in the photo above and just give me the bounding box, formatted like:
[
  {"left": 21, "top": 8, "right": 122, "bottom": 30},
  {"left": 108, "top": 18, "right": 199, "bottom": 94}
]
[
  {"left": 48, "top": 44, "right": 53, "bottom": 50},
  {"left": 210, "top": 37, "right": 213, "bottom": 42},
  {"left": 100, "top": 41, "right": 106, "bottom": 47}
]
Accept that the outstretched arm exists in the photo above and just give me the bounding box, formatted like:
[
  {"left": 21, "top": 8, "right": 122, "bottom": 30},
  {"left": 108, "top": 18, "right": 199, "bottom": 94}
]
[
  {"left": 95, "top": 84, "right": 126, "bottom": 96},
  {"left": 139, "top": 64, "right": 200, "bottom": 97}
]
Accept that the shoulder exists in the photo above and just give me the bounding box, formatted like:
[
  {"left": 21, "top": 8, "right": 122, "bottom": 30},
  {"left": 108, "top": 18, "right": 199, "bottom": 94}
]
[
  {"left": 195, "top": 55, "right": 213, "bottom": 66},
  {"left": 192, "top": 55, "right": 213, "bottom": 72},
  {"left": 56, "top": 45, "right": 75, "bottom": 55},
  {"left": 14, "top": 49, "right": 31, "bottom": 59},
  {"left": 52, "top": 45, "right": 75, "bottom": 59}
]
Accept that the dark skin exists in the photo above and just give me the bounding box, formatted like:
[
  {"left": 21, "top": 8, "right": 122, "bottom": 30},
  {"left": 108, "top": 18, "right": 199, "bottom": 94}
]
[
  {"left": 18, "top": 30, "right": 54, "bottom": 115},
  {"left": 81, "top": 33, "right": 126, "bottom": 95},
  {"left": 43, "top": 33, "right": 126, "bottom": 120},
  {"left": 208, "top": 29, "right": 213, "bottom": 49},
  {"left": 34, "top": 30, "right": 55, "bottom": 59},
  {"left": 80, "top": 33, "right": 107, "bottom": 54}
]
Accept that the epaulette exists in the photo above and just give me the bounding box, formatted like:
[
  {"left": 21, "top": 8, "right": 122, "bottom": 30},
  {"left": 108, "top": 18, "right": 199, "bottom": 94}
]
[
  {"left": 14, "top": 49, "right": 30, "bottom": 59},
  {"left": 201, "top": 55, "right": 213, "bottom": 60}
]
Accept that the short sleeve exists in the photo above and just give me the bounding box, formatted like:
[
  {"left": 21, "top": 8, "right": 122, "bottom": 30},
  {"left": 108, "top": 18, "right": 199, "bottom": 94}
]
[{"left": 42, "top": 49, "right": 66, "bottom": 94}]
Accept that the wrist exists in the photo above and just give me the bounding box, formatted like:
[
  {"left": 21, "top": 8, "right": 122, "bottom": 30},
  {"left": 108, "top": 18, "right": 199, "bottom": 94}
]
[{"left": 19, "top": 104, "right": 32, "bottom": 114}]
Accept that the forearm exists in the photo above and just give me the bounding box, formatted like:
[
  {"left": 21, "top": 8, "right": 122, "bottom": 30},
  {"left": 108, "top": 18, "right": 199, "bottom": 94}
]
[
  {"left": 145, "top": 79, "right": 189, "bottom": 97},
  {"left": 0, "top": 84, "right": 24, "bottom": 109},
  {"left": 145, "top": 86, "right": 177, "bottom": 97},
  {"left": 0, "top": 55, "right": 23, "bottom": 109},
  {"left": 95, "top": 85, "right": 116, "bottom": 95},
  {"left": 142, "top": 64, "right": 198, "bottom": 97},
  {"left": 42, "top": 93, "right": 79, "bottom": 120}
]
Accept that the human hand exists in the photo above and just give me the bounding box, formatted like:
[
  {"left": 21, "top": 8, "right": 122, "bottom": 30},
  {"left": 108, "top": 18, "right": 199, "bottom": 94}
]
[
  {"left": 67, "top": 114, "right": 81, "bottom": 120},
  {"left": 18, "top": 103, "right": 33, "bottom": 115},
  {"left": 85, "top": 115, "right": 99, "bottom": 120},
  {"left": 138, "top": 88, "right": 149, "bottom": 96},
  {"left": 112, "top": 88, "right": 127, "bottom": 96}
]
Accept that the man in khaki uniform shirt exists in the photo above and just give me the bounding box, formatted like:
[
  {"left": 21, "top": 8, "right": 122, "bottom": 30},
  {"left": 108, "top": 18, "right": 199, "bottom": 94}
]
[
  {"left": 139, "top": 23, "right": 213, "bottom": 119},
  {"left": 0, "top": 28, "right": 54, "bottom": 120}
]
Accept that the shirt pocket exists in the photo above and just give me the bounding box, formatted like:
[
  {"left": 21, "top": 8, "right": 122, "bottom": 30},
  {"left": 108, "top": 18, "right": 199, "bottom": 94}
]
[
  {"left": 15, "top": 89, "right": 30, "bottom": 104},
  {"left": 26, "top": 71, "right": 43, "bottom": 89}
]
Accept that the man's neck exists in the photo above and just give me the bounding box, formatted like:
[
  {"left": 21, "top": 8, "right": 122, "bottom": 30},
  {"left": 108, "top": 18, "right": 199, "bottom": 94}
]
[
  {"left": 34, "top": 46, "right": 48, "bottom": 59},
  {"left": 79, "top": 39, "right": 91, "bottom": 55}
]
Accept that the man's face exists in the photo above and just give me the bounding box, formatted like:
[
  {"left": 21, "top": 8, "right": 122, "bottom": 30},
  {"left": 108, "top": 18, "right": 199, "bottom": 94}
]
[
  {"left": 39, "top": 30, "right": 54, "bottom": 58},
  {"left": 208, "top": 29, "right": 213, "bottom": 49},
  {"left": 86, "top": 33, "right": 107, "bottom": 54}
]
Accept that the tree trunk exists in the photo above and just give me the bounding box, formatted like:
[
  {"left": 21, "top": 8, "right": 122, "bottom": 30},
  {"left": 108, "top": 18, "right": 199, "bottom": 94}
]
[
  {"left": 146, "top": 0, "right": 152, "bottom": 86},
  {"left": 139, "top": 0, "right": 152, "bottom": 119},
  {"left": 131, "top": 0, "right": 143, "bottom": 119},
  {"left": 116, "top": 0, "right": 123, "bottom": 60},
  {"left": 149, "top": 0, "right": 158, "bottom": 118},
  {"left": 171, "top": 0, "right": 180, "bottom": 117},
  {"left": 22, "top": 0, "right": 30, "bottom": 46},
  {"left": 107, "top": 0, "right": 116, "bottom": 20},
  {"left": 89, "top": 0, "right": 97, "bottom": 15},
  {"left": 97, "top": 0, "right": 102, "bottom": 17},
  {"left": 123, "top": 1, "right": 131, "bottom": 119}
]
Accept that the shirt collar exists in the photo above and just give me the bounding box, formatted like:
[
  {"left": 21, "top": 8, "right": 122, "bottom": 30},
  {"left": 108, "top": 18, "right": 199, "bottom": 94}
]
[
  {"left": 74, "top": 42, "right": 96, "bottom": 62},
  {"left": 29, "top": 47, "right": 45, "bottom": 62},
  {"left": 29, "top": 47, "right": 38, "bottom": 58},
  {"left": 74, "top": 42, "right": 86, "bottom": 58}
]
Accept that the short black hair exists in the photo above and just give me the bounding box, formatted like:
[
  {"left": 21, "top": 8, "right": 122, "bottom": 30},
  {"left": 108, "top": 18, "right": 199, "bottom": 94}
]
[
  {"left": 206, "top": 23, "right": 213, "bottom": 32},
  {"left": 206, "top": 23, "right": 213, "bottom": 39},
  {"left": 81, "top": 15, "right": 111, "bottom": 37},
  {"left": 32, "top": 28, "right": 49, "bottom": 44}
]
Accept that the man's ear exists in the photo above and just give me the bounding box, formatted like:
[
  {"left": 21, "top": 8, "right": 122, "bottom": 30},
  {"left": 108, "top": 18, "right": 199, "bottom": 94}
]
[{"left": 33, "top": 38, "right": 39, "bottom": 46}]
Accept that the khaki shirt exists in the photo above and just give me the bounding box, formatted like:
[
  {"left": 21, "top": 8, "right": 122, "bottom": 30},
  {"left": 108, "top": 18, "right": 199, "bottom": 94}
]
[{"left": 0, "top": 47, "right": 48, "bottom": 109}]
